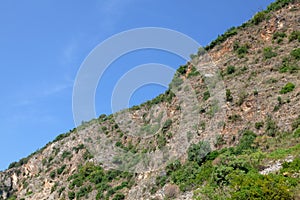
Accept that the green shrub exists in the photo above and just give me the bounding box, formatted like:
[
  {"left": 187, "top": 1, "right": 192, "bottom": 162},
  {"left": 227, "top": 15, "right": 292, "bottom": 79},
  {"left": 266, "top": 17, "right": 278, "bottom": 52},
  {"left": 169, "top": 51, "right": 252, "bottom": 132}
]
[
  {"left": 291, "top": 48, "right": 300, "bottom": 60},
  {"left": 188, "top": 141, "right": 211, "bottom": 165},
  {"left": 230, "top": 172, "right": 294, "bottom": 200},
  {"left": 263, "top": 47, "right": 277, "bottom": 59},
  {"left": 205, "top": 27, "right": 237, "bottom": 50},
  {"left": 113, "top": 193, "right": 125, "bottom": 200},
  {"left": 76, "top": 185, "right": 92, "bottom": 198},
  {"left": 177, "top": 64, "right": 188, "bottom": 75},
  {"left": 57, "top": 164, "right": 66, "bottom": 175},
  {"left": 68, "top": 191, "right": 75, "bottom": 200},
  {"left": 235, "top": 130, "right": 257, "bottom": 154},
  {"left": 226, "top": 66, "right": 235, "bottom": 75},
  {"left": 166, "top": 160, "right": 181, "bottom": 175},
  {"left": 293, "top": 128, "right": 300, "bottom": 137},
  {"left": 280, "top": 82, "right": 295, "bottom": 94},
  {"left": 267, "top": 0, "right": 295, "bottom": 12},
  {"left": 273, "top": 32, "right": 286, "bottom": 40},
  {"left": 203, "top": 91, "right": 210, "bottom": 101},
  {"left": 265, "top": 116, "right": 278, "bottom": 137},
  {"left": 50, "top": 170, "right": 56, "bottom": 179},
  {"left": 61, "top": 150, "right": 72, "bottom": 160},
  {"left": 213, "top": 165, "right": 234, "bottom": 185},
  {"left": 255, "top": 121, "right": 264, "bottom": 130},
  {"left": 226, "top": 89, "right": 233, "bottom": 102},
  {"left": 289, "top": 30, "right": 300, "bottom": 42},
  {"left": 162, "top": 119, "right": 172, "bottom": 133},
  {"left": 228, "top": 114, "right": 242, "bottom": 122},
  {"left": 187, "top": 66, "right": 200, "bottom": 78},
  {"left": 252, "top": 11, "right": 267, "bottom": 25}
]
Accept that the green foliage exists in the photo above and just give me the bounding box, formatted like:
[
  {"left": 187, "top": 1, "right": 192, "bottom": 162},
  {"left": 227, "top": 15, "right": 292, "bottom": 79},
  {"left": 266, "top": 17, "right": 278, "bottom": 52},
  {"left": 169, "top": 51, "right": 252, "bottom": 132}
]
[
  {"left": 112, "top": 193, "right": 125, "bottom": 200},
  {"left": 281, "top": 158, "right": 300, "bottom": 174},
  {"left": 292, "top": 115, "right": 300, "bottom": 130},
  {"left": 8, "top": 157, "right": 30, "bottom": 169},
  {"left": 57, "top": 164, "right": 66, "bottom": 175},
  {"left": 68, "top": 162, "right": 134, "bottom": 199},
  {"left": 289, "top": 30, "right": 300, "bottom": 42},
  {"left": 187, "top": 66, "right": 200, "bottom": 78},
  {"left": 237, "top": 91, "right": 247, "bottom": 106},
  {"left": 50, "top": 170, "right": 56, "bottom": 179},
  {"left": 228, "top": 114, "right": 242, "bottom": 122},
  {"left": 255, "top": 121, "right": 264, "bottom": 130},
  {"left": 205, "top": 27, "right": 237, "bottom": 50},
  {"left": 273, "top": 31, "right": 286, "bottom": 43},
  {"left": 162, "top": 119, "right": 172, "bottom": 133},
  {"left": 83, "top": 149, "right": 94, "bottom": 160},
  {"left": 7, "top": 196, "right": 17, "bottom": 200},
  {"left": 177, "top": 64, "right": 188, "bottom": 75},
  {"left": 226, "top": 65, "right": 235, "bottom": 75},
  {"left": 73, "top": 144, "right": 85, "bottom": 153},
  {"left": 203, "top": 91, "right": 210, "bottom": 101},
  {"left": 265, "top": 116, "right": 278, "bottom": 137},
  {"left": 76, "top": 185, "right": 92, "bottom": 199},
  {"left": 263, "top": 47, "right": 277, "bottom": 59},
  {"left": 233, "top": 42, "right": 249, "bottom": 58},
  {"left": 291, "top": 48, "right": 300, "bottom": 60},
  {"left": 53, "top": 132, "right": 71, "bottom": 143},
  {"left": 166, "top": 160, "right": 182, "bottom": 175},
  {"left": 293, "top": 128, "right": 300, "bottom": 138},
  {"left": 170, "top": 161, "right": 202, "bottom": 191},
  {"left": 61, "top": 150, "right": 72, "bottom": 160},
  {"left": 157, "top": 133, "right": 167, "bottom": 149},
  {"left": 267, "top": 0, "right": 296, "bottom": 12},
  {"left": 252, "top": 11, "right": 267, "bottom": 25},
  {"left": 188, "top": 141, "right": 211, "bottom": 165},
  {"left": 68, "top": 191, "right": 75, "bottom": 200},
  {"left": 280, "top": 82, "right": 295, "bottom": 94},
  {"left": 197, "top": 47, "right": 206, "bottom": 56},
  {"left": 235, "top": 130, "right": 257, "bottom": 154},
  {"left": 225, "top": 89, "right": 233, "bottom": 102},
  {"left": 279, "top": 57, "right": 299, "bottom": 73},
  {"left": 230, "top": 172, "right": 294, "bottom": 200}
]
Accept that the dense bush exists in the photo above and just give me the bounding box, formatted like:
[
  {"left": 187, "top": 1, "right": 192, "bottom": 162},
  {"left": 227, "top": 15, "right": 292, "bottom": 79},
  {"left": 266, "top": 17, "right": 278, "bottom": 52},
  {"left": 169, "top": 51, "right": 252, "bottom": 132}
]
[
  {"left": 252, "top": 11, "right": 267, "bottom": 25},
  {"left": 280, "top": 82, "right": 295, "bottom": 94},
  {"left": 230, "top": 172, "right": 294, "bottom": 200},
  {"left": 68, "top": 162, "right": 133, "bottom": 199},
  {"left": 235, "top": 130, "right": 257, "bottom": 154},
  {"left": 188, "top": 141, "right": 211, "bottom": 165}
]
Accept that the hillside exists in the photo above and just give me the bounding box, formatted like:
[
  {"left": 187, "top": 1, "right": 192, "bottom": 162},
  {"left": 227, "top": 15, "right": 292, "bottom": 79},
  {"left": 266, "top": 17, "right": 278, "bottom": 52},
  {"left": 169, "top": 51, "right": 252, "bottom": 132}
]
[{"left": 1, "top": 0, "right": 300, "bottom": 199}]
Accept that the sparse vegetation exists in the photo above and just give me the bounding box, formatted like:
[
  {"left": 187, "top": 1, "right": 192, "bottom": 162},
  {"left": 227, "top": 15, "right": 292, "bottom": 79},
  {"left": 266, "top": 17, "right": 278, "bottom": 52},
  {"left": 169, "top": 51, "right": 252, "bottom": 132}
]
[
  {"left": 289, "top": 30, "right": 300, "bottom": 42},
  {"left": 263, "top": 47, "right": 277, "bottom": 59}
]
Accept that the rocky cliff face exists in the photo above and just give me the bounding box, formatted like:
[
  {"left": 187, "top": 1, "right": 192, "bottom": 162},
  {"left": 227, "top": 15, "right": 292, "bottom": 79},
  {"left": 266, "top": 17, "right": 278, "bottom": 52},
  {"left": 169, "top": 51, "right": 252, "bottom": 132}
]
[{"left": 1, "top": 1, "right": 300, "bottom": 199}]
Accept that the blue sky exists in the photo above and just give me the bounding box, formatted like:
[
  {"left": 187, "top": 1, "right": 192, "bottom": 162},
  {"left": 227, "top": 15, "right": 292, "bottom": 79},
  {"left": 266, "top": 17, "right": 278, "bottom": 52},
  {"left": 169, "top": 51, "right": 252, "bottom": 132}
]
[{"left": 0, "top": 0, "right": 274, "bottom": 170}]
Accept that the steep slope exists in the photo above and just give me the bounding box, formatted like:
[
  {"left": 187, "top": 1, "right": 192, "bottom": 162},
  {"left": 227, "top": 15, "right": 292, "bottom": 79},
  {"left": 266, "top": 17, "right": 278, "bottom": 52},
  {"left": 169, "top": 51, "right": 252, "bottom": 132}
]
[{"left": 1, "top": 0, "right": 300, "bottom": 199}]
